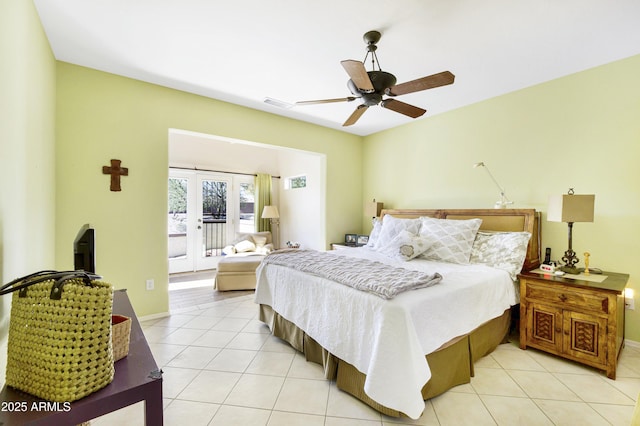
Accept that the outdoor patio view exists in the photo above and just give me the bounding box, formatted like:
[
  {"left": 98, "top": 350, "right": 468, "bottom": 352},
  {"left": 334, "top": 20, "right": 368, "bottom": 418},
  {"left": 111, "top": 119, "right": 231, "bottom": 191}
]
[{"left": 168, "top": 177, "right": 255, "bottom": 262}]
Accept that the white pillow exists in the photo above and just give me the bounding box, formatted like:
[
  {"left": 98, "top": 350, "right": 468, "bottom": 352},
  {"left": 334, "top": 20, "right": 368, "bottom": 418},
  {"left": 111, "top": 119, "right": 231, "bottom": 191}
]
[
  {"left": 375, "top": 215, "right": 421, "bottom": 249},
  {"left": 255, "top": 243, "right": 274, "bottom": 255},
  {"left": 470, "top": 231, "right": 531, "bottom": 280},
  {"left": 418, "top": 217, "right": 482, "bottom": 264},
  {"left": 378, "top": 230, "right": 431, "bottom": 261},
  {"left": 234, "top": 239, "right": 256, "bottom": 253},
  {"left": 222, "top": 245, "right": 236, "bottom": 255},
  {"left": 365, "top": 218, "right": 382, "bottom": 249}
]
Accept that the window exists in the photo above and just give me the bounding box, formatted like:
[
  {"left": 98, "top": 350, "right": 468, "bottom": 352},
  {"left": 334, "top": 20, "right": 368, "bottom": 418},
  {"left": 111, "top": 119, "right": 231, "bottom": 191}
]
[
  {"left": 285, "top": 175, "right": 307, "bottom": 189},
  {"left": 239, "top": 181, "right": 255, "bottom": 233}
]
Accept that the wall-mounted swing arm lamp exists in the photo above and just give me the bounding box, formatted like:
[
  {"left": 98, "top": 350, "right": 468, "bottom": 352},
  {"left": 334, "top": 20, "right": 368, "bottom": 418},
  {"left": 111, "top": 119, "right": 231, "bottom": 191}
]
[{"left": 473, "top": 162, "right": 513, "bottom": 209}]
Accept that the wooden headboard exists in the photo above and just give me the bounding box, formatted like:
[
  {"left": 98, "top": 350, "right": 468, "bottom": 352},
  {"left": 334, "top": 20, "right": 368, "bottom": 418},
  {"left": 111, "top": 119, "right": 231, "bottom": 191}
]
[{"left": 380, "top": 208, "right": 541, "bottom": 271}]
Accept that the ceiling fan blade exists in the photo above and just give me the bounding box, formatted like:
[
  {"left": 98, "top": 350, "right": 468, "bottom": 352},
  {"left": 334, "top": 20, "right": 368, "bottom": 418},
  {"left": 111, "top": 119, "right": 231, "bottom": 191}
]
[
  {"left": 381, "top": 99, "right": 426, "bottom": 118},
  {"left": 341, "top": 60, "right": 374, "bottom": 92},
  {"left": 295, "top": 97, "right": 356, "bottom": 106},
  {"left": 343, "top": 105, "right": 368, "bottom": 126},
  {"left": 387, "top": 71, "right": 455, "bottom": 96}
]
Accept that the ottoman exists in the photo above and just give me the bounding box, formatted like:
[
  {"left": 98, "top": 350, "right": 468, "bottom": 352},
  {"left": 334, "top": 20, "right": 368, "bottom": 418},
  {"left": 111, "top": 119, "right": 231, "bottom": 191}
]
[{"left": 214, "top": 255, "right": 264, "bottom": 291}]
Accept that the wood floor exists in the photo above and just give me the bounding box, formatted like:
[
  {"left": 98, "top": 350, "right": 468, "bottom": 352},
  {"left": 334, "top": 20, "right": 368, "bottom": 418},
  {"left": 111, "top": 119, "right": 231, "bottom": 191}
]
[{"left": 168, "top": 270, "right": 253, "bottom": 312}]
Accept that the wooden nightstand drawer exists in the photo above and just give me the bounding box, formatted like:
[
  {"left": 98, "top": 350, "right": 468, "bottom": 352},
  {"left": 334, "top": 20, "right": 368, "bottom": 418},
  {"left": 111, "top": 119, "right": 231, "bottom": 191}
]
[{"left": 525, "top": 281, "right": 610, "bottom": 314}]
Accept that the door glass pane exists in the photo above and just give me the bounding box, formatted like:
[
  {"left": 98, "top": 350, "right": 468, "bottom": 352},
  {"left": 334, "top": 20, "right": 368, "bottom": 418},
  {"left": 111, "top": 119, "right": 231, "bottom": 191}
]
[
  {"left": 239, "top": 182, "right": 255, "bottom": 233},
  {"left": 201, "top": 180, "right": 227, "bottom": 257},
  {"left": 168, "top": 178, "right": 188, "bottom": 259}
]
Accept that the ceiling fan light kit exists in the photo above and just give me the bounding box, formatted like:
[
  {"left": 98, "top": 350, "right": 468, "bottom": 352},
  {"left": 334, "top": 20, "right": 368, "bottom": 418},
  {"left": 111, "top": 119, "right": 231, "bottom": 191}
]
[{"left": 295, "top": 30, "right": 455, "bottom": 126}]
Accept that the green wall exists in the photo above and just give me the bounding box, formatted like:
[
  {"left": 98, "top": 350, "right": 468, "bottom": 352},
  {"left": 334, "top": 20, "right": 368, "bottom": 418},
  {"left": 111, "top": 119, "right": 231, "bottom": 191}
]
[
  {"left": 0, "top": 0, "right": 57, "bottom": 386},
  {"left": 55, "top": 63, "right": 363, "bottom": 316},
  {"left": 362, "top": 55, "right": 640, "bottom": 340}
]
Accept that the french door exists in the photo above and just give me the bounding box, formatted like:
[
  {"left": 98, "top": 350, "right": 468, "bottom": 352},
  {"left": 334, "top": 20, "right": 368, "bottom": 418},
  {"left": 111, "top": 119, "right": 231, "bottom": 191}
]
[{"left": 168, "top": 170, "right": 233, "bottom": 273}]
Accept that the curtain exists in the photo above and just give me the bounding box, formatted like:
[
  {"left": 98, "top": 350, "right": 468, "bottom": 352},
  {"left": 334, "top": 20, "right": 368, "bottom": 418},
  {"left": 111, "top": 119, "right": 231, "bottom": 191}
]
[{"left": 255, "top": 173, "right": 272, "bottom": 232}]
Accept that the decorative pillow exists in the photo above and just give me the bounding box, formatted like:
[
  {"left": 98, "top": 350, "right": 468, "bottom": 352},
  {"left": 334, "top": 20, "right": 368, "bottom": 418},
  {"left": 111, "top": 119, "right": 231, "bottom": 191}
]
[
  {"left": 252, "top": 235, "right": 268, "bottom": 247},
  {"left": 365, "top": 218, "right": 382, "bottom": 249},
  {"left": 418, "top": 217, "right": 482, "bottom": 264},
  {"left": 378, "top": 230, "right": 431, "bottom": 261},
  {"left": 470, "top": 231, "right": 531, "bottom": 280},
  {"left": 375, "top": 215, "right": 421, "bottom": 250},
  {"left": 222, "top": 245, "right": 236, "bottom": 255},
  {"left": 255, "top": 243, "right": 274, "bottom": 255},
  {"left": 234, "top": 239, "right": 256, "bottom": 253}
]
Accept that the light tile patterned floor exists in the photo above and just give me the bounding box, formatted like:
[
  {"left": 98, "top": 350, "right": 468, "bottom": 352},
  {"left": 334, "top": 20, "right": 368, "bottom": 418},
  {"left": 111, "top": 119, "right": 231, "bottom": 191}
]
[{"left": 90, "top": 292, "right": 640, "bottom": 425}]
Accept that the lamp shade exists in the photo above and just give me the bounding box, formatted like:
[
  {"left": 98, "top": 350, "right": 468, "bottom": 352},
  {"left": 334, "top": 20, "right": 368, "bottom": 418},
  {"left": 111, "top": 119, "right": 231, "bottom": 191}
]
[
  {"left": 365, "top": 200, "right": 383, "bottom": 218},
  {"left": 261, "top": 205, "right": 279, "bottom": 219},
  {"left": 547, "top": 194, "right": 595, "bottom": 223}
]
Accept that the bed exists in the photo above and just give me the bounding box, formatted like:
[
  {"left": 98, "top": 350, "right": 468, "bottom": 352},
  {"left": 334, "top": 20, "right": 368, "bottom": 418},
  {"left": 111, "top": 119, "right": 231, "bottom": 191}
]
[{"left": 254, "top": 208, "right": 540, "bottom": 419}]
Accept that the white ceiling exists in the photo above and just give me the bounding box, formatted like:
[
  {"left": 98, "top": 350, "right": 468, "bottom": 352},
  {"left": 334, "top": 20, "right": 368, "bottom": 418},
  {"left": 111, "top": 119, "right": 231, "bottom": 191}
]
[{"left": 34, "top": 0, "right": 640, "bottom": 136}]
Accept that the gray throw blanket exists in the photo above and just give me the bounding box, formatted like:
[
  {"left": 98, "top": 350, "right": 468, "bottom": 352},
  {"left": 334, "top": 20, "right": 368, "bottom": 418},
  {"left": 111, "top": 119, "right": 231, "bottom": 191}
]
[{"left": 262, "top": 249, "right": 442, "bottom": 299}]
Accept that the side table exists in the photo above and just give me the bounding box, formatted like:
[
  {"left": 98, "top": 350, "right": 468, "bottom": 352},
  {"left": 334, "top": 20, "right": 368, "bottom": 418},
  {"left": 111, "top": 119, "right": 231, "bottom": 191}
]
[
  {"left": 0, "top": 289, "right": 163, "bottom": 425},
  {"left": 519, "top": 270, "right": 629, "bottom": 379}
]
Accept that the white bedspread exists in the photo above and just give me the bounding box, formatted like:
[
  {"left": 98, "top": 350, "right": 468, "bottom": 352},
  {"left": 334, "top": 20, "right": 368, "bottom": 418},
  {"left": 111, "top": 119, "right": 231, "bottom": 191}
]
[{"left": 254, "top": 247, "right": 517, "bottom": 419}]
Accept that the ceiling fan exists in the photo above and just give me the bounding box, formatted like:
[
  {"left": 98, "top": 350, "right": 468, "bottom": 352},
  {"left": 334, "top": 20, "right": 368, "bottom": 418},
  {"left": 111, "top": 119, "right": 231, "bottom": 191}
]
[{"left": 295, "top": 30, "right": 455, "bottom": 126}]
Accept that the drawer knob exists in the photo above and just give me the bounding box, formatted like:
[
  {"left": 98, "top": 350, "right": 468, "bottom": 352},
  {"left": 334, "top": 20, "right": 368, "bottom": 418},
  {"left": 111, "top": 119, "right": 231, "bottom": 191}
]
[{"left": 559, "top": 294, "right": 567, "bottom": 302}]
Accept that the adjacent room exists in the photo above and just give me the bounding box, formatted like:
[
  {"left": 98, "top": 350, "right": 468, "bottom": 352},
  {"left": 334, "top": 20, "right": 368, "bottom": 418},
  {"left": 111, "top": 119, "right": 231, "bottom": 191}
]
[{"left": 2, "top": 0, "right": 640, "bottom": 425}]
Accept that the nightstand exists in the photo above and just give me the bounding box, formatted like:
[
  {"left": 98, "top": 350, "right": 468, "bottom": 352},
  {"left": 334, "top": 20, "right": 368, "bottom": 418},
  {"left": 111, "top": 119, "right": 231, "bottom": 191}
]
[
  {"left": 519, "top": 270, "right": 629, "bottom": 379},
  {"left": 331, "top": 243, "right": 358, "bottom": 250}
]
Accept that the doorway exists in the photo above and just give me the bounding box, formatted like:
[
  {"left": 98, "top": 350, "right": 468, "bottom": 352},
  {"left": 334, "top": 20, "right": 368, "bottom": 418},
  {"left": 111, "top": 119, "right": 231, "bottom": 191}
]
[{"left": 168, "top": 169, "right": 234, "bottom": 273}]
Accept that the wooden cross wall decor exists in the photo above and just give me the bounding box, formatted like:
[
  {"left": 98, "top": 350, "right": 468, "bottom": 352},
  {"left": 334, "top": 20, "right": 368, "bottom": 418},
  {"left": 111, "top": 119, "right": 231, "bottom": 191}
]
[{"left": 102, "top": 159, "right": 129, "bottom": 191}]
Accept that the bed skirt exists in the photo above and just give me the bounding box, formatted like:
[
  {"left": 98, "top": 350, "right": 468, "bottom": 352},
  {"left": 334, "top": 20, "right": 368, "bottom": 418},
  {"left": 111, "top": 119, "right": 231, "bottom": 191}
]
[{"left": 259, "top": 304, "right": 511, "bottom": 418}]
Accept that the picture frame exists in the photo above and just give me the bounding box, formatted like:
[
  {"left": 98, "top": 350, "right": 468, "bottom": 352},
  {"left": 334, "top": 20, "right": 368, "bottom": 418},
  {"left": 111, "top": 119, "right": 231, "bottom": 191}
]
[
  {"left": 357, "top": 235, "right": 369, "bottom": 246},
  {"left": 344, "top": 234, "right": 357, "bottom": 245}
]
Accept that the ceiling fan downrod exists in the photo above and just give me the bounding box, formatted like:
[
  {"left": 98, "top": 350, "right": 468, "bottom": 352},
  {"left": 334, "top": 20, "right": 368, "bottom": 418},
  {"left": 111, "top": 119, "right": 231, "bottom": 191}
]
[{"left": 363, "top": 30, "right": 383, "bottom": 71}]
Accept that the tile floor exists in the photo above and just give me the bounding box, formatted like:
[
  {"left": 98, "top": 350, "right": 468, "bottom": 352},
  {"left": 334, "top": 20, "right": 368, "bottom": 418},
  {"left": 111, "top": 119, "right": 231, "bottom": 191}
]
[{"left": 90, "top": 291, "right": 640, "bottom": 425}]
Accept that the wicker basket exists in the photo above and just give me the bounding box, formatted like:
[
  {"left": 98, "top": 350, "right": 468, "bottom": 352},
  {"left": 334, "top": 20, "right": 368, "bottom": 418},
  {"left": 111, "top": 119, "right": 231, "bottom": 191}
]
[
  {"left": 4, "top": 273, "right": 114, "bottom": 402},
  {"left": 112, "top": 315, "right": 131, "bottom": 362}
]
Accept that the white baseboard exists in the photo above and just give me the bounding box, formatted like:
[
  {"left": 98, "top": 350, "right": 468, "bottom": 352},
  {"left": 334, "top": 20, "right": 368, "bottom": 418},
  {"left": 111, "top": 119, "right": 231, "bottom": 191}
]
[
  {"left": 626, "top": 339, "right": 640, "bottom": 349},
  {"left": 138, "top": 311, "right": 170, "bottom": 322}
]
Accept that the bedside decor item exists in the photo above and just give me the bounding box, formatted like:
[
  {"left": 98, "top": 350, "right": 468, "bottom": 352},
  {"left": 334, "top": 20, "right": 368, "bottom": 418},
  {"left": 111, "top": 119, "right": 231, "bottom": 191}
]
[
  {"left": 547, "top": 188, "right": 595, "bottom": 274},
  {"left": 584, "top": 252, "right": 591, "bottom": 275},
  {"left": 357, "top": 235, "right": 369, "bottom": 246},
  {"left": 473, "top": 162, "right": 513, "bottom": 209},
  {"left": 286, "top": 241, "right": 301, "bottom": 249},
  {"left": 0, "top": 270, "right": 114, "bottom": 402},
  {"left": 345, "top": 234, "right": 357, "bottom": 245},
  {"left": 112, "top": 314, "right": 132, "bottom": 361},
  {"left": 261, "top": 205, "right": 280, "bottom": 248}
]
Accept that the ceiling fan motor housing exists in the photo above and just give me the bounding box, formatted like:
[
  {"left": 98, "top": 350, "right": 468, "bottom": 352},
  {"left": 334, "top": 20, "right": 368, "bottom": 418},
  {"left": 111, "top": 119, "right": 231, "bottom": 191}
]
[{"left": 347, "top": 70, "right": 396, "bottom": 105}]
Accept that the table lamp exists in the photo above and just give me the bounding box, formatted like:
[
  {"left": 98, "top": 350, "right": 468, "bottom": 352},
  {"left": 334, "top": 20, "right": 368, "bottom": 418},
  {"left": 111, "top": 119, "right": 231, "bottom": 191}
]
[
  {"left": 365, "top": 199, "right": 383, "bottom": 222},
  {"left": 547, "top": 189, "right": 595, "bottom": 274},
  {"left": 261, "top": 205, "right": 280, "bottom": 248}
]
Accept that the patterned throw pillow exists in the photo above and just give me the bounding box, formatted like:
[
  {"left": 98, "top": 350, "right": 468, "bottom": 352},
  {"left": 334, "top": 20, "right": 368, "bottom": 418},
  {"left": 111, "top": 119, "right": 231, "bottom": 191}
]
[
  {"left": 418, "top": 217, "right": 482, "bottom": 264},
  {"left": 376, "top": 215, "right": 420, "bottom": 247},
  {"left": 375, "top": 215, "right": 421, "bottom": 249},
  {"left": 378, "top": 230, "right": 431, "bottom": 261},
  {"left": 470, "top": 231, "right": 531, "bottom": 280}
]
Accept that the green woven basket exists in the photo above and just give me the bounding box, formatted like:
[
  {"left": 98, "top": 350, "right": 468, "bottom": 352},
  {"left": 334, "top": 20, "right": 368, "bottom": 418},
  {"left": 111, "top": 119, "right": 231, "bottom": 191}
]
[{"left": 4, "top": 273, "right": 114, "bottom": 402}]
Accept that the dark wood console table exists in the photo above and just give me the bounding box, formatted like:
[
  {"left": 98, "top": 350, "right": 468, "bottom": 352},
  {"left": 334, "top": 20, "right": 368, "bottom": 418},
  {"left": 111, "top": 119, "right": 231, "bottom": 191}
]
[{"left": 0, "top": 289, "right": 163, "bottom": 425}]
